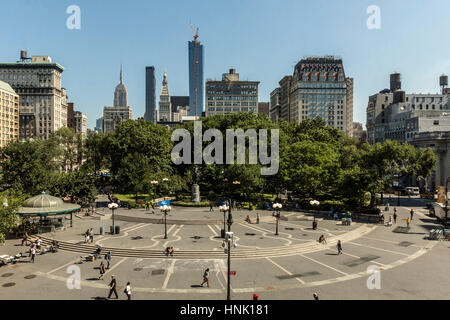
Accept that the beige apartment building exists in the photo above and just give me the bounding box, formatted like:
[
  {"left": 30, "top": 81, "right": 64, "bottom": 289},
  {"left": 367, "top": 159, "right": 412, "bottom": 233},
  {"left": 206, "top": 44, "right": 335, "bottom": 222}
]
[
  {"left": 0, "top": 81, "right": 19, "bottom": 147},
  {"left": 0, "top": 51, "right": 68, "bottom": 140}
]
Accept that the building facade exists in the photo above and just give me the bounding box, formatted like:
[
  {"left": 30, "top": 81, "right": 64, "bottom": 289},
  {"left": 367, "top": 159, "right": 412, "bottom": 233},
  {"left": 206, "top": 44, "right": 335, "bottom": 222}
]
[
  {"left": 95, "top": 117, "right": 103, "bottom": 133},
  {"left": 103, "top": 66, "right": 132, "bottom": 133},
  {"left": 67, "top": 102, "right": 75, "bottom": 130},
  {"left": 188, "top": 40, "right": 204, "bottom": 117},
  {"left": 271, "top": 56, "right": 353, "bottom": 136},
  {"left": 74, "top": 111, "right": 87, "bottom": 136},
  {"left": 205, "top": 68, "right": 259, "bottom": 116},
  {"left": 258, "top": 102, "right": 269, "bottom": 116},
  {"left": 0, "top": 51, "right": 67, "bottom": 139},
  {"left": 158, "top": 72, "right": 171, "bottom": 121},
  {"left": 145, "top": 66, "right": 156, "bottom": 123},
  {"left": 366, "top": 73, "right": 450, "bottom": 190},
  {"left": 0, "top": 81, "right": 19, "bottom": 147}
]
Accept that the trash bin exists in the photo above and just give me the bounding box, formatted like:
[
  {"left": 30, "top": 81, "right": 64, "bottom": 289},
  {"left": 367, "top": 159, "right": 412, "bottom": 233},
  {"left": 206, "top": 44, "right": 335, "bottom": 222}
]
[
  {"left": 110, "top": 225, "right": 114, "bottom": 234},
  {"left": 115, "top": 225, "right": 120, "bottom": 235},
  {"left": 100, "top": 226, "right": 104, "bottom": 235},
  {"left": 221, "top": 229, "right": 225, "bottom": 238}
]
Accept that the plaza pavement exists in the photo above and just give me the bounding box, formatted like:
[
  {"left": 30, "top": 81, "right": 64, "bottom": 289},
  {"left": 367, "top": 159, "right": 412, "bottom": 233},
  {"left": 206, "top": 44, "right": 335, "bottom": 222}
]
[{"left": 0, "top": 195, "right": 448, "bottom": 300}]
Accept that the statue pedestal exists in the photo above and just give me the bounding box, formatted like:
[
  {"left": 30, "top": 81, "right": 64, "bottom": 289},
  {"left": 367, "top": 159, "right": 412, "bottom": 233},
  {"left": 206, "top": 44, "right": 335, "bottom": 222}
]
[{"left": 191, "top": 184, "right": 200, "bottom": 203}]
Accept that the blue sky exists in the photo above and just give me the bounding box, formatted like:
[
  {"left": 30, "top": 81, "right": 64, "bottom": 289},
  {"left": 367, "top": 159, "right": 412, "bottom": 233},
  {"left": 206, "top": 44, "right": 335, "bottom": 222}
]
[{"left": 2, "top": 0, "right": 450, "bottom": 129}]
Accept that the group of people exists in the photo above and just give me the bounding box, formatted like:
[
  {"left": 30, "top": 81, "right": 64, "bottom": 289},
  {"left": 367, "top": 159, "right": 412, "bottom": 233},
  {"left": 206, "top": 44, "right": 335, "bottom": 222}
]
[
  {"left": 318, "top": 235, "right": 343, "bottom": 255},
  {"left": 84, "top": 228, "right": 94, "bottom": 244},
  {"left": 164, "top": 247, "right": 174, "bottom": 257},
  {"left": 383, "top": 207, "right": 414, "bottom": 229},
  {"left": 107, "top": 275, "right": 132, "bottom": 300}
]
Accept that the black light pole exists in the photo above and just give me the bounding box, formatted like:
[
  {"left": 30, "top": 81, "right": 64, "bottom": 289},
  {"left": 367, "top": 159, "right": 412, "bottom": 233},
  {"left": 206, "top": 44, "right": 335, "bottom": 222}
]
[
  {"left": 445, "top": 177, "right": 450, "bottom": 229},
  {"left": 273, "top": 203, "right": 282, "bottom": 235},
  {"left": 220, "top": 205, "right": 228, "bottom": 238},
  {"left": 161, "top": 205, "right": 171, "bottom": 239},
  {"left": 108, "top": 203, "right": 118, "bottom": 234},
  {"left": 227, "top": 237, "right": 231, "bottom": 301}
]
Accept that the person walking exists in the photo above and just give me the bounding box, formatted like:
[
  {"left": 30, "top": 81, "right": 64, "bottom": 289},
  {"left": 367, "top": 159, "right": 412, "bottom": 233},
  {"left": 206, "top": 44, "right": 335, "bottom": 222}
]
[
  {"left": 98, "top": 261, "right": 106, "bottom": 280},
  {"left": 89, "top": 228, "right": 94, "bottom": 243},
  {"left": 30, "top": 246, "right": 36, "bottom": 263},
  {"left": 209, "top": 202, "right": 214, "bottom": 212},
  {"left": 201, "top": 268, "right": 210, "bottom": 288},
  {"left": 410, "top": 209, "right": 414, "bottom": 221},
  {"left": 124, "top": 282, "right": 132, "bottom": 300},
  {"left": 22, "top": 232, "right": 28, "bottom": 246},
  {"left": 105, "top": 251, "right": 112, "bottom": 269},
  {"left": 107, "top": 275, "right": 118, "bottom": 299},
  {"left": 406, "top": 217, "right": 411, "bottom": 229},
  {"left": 393, "top": 211, "right": 397, "bottom": 224},
  {"left": 36, "top": 237, "right": 42, "bottom": 251},
  {"left": 337, "top": 240, "right": 343, "bottom": 255},
  {"left": 256, "top": 212, "right": 260, "bottom": 224}
]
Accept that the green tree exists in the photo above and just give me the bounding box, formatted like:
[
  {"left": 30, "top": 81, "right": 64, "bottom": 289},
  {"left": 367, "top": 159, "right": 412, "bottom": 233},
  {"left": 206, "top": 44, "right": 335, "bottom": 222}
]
[{"left": 0, "top": 190, "right": 26, "bottom": 243}]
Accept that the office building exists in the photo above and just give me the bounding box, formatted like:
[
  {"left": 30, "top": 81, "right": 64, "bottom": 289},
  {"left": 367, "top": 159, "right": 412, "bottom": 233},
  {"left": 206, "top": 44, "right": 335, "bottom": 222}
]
[
  {"left": 188, "top": 39, "right": 204, "bottom": 117},
  {"left": 103, "top": 66, "right": 132, "bottom": 133},
  {"left": 0, "top": 80, "right": 19, "bottom": 147},
  {"left": 271, "top": 56, "right": 354, "bottom": 136},
  {"left": 95, "top": 117, "right": 103, "bottom": 133},
  {"left": 67, "top": 102, "right": 75, "bottom": 130},
  {"left": 158, "top": 71, "right": 171, "bottom": 121},
  {"left": 205, "top": 68, "right": 259, "bottom": 116},
  {"left": 0, "top": 50, "right": 67, "bottom": 139},
  {"left": 145, "top": 66, "right": 156, "bottom": 123}
]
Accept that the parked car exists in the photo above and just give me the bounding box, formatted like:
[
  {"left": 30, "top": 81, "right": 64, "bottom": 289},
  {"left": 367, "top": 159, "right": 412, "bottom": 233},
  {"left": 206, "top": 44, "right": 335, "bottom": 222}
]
[{"left": 405, "top": 187, "right": 420, "bottom": 196}]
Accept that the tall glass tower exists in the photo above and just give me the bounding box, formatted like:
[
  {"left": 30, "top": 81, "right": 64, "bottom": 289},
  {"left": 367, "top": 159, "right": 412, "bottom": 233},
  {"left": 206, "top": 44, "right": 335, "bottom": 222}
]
[
  {"left": 188, "top": 40, "right": 204, "bottom": 117},
  {"left": 145, "top": 66, "right": 156, "bottom": 123}
]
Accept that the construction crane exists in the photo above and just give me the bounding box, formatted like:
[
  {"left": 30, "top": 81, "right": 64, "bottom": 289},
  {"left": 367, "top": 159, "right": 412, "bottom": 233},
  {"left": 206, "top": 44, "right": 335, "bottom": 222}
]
[{"left": 190, "top": 22, "right": 199, "bottom": 42}]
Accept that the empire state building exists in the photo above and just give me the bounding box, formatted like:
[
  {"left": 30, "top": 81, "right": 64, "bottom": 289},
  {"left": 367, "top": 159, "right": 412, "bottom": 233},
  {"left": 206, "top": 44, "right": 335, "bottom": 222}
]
[{"left": 103, "top": 65, "right": 133, "bottom": 133}]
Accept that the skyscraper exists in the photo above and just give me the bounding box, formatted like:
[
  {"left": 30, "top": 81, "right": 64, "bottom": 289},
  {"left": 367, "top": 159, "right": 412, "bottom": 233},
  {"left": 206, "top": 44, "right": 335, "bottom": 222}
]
[
  {"left": 188, "top": 39, "right": 204, "bottom": 117},
  {"left": 158, "top": 71, "right": 171, "bottom": 121},
  {"left": 103, "top": 66, "right": 132, "bottom": 133},
  {"left": 145, "top": 66, "right": 156, "bottom": 123}
]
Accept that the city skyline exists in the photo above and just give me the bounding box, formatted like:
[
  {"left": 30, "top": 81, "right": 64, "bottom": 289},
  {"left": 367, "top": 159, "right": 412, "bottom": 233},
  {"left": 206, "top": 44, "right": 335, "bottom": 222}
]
[{"left": 2, "top": 0, "right": 450, "bottom": 129}]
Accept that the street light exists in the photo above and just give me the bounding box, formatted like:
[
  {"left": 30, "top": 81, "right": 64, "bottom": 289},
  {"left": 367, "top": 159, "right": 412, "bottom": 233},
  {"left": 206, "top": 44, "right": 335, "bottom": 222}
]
[
  {"left": 219, "top": 204, "right": 229, "bottom": 238},
  {"left": 445, "top": 177, "right": 450, "bottom": 229},
  {"left": 160, "top": 205, "right": 172, "bottom": 239},
  {"left": 310, "top": 200, "right": 320, "bottom": 230},
  {"left": 273, "top": 203, "right": 282, "bottom": 235},
  {"left": 222, "top": 232, "right": 237, "bottom": 301},
  {"left": 108, "top": 202, "right": 119, "bottom": 234}
]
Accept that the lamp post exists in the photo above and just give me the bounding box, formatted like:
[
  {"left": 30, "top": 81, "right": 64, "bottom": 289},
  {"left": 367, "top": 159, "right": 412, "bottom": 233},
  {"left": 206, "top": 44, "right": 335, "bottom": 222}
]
[
  {"left": 219, "top": 204, "right": 229, "bottom": 238},
  {"left": 160, "top": 205, "right": 172, "bottom": 239},
  {"left": 273, "top": 203, "right": 282, "bottom": 235},
  {"left": 445, "top": 177, "right": 450, "bottom": 229},
  {"left": 310, "top": 200, "right": 320, "bottom": 230},
  {"left": 150, "top": 180, "right": 158, "bottom": 201},
  {"left": 222, "top": 232, "right": 236, "bottom": 301},
  {"left": 108, "top": 202, "right": 119, "bottom": 234}
]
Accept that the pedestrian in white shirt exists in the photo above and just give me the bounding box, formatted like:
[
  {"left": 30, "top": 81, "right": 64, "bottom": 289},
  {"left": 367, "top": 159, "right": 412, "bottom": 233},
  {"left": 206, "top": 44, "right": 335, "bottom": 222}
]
[{"left": 124, "top": 282, "right": 132, "bottom": 300}]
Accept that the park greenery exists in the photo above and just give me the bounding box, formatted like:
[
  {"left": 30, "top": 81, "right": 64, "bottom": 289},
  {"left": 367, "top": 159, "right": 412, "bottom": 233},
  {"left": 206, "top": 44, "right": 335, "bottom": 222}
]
[{"left": 0, "top": 113, "right": 437, "bottom": 241}]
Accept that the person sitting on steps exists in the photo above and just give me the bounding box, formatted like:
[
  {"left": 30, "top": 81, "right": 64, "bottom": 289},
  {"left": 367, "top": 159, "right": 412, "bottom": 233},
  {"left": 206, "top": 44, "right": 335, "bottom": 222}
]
[{"left": 318, "top": 235, "right": 327, "bottom": 245}]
